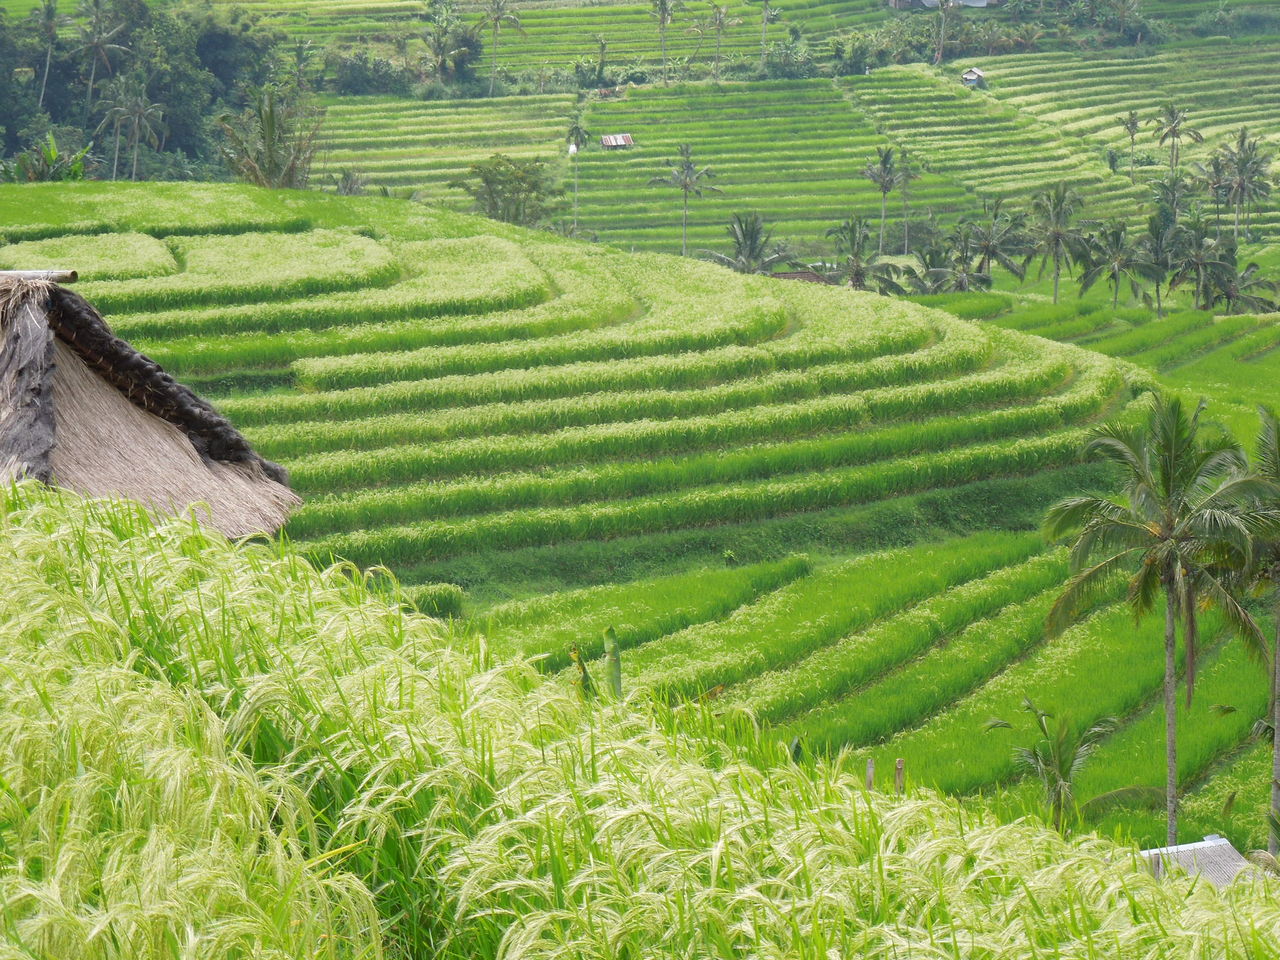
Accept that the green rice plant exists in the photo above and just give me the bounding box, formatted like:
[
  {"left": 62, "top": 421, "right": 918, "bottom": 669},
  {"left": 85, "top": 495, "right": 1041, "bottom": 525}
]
[
  {"left": 0, "top": 231, "right": 177, "bottom": 280},
  {"left": 403, "top": 581, "right": 466, "bottom": 618},
  {"left": 1128, "top": 315, "right": 1270, "bottom": 371},
  {"left": 908, "top": 292, "right": 1013, "bottom": 320},
  {"left": 867, "top": 606, "right": 1225, "bottom": 795},
  {"left": 482, "top": 555, "right": 811, "bottom": 668},
  {"left": 8, "top": 484, "right": 1278, "bottom": 960},
  {"left": 733, "top": 549, "right": 1067, "bottom": 727},
  {"left": 241, "top": 320, "right": 990, "bottom": 455},
  {"left": 1182, "top": 739, "right": 1274, "bottom": 852},
  {"left": 283, "top": 355, "right": 1080, "bottom": 497},
  {"left": 608, "top": 531, "right": 1049, "bottom": 699},
  {"left": 1081, "top": 310, "right": 1214, "bottom": 357},
  {"left": 77, "top": 230, "right": 401, "bottom": 313}
]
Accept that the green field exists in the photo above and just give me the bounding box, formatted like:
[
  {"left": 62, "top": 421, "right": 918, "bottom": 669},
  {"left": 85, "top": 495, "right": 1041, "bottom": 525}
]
[{"left": 6, "top": 181, "right": 1279, "bottom": 852}]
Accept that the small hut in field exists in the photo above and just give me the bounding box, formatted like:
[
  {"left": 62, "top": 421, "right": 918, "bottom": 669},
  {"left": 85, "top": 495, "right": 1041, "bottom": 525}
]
[{"left": 0, "top": 272, "right": 299, "bottom": 537}]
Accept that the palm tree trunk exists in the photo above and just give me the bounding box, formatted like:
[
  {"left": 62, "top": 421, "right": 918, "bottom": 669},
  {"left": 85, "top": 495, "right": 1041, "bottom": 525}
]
[
  {"left": 85, "top": 57, "right": 98, "bottom": 123},
  {"left": 1052, "top": 254, "right": 1061, "bottom": 305},
  {"left": 1113, "top": 276, "right": 1119, "bottom": 309},
  {"left": 1129, "top": 135, "right": 1135, "bottom": 184},
  {"left": 1155, "top": 276, "right": 1163, "bottom": 319},
  {"left": 131, "top": 128, "right": 140, "bottom": 182},
  {"left": 39, "top": 45, "right": 52, "bottom": 109},
  {"left": 681, "top": 190, "right": 688, "bottom": 257},
  {"left": 1235, "top": 200, "right": 1242, "bottom": 246},
  {"left": 1272, "top": 591, "right": 1280, "bottom": 856},
  {"left": 1164, "top": 585, "right": 1179, "bottom": 848},
  {"left": 111, "top": 119, "right": 121, "bottom": 181},
  {"left": 902, "top": 192, "right": 910, "bottom": 256},
  {"left": 879, "top": 193, "right": 887, "bottom": 256},
  {"left": 572, "top": 157, "right": 579, "bottom": 232},
  {"left": 715, "top": 33, "right": 721, "bottom": 82},
  {"left": 661, "top": 24, "right": 668, "bottom": 85},
  {"left": 490, "top": 26, "right": 499, "bottom": 97}
]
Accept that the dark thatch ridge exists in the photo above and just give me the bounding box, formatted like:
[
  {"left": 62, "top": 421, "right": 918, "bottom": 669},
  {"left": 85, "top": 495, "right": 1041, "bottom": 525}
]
[
  {"left": 0, "top": 287, "right": 56, "bottom": 480},
  {"left": 42, "top": 285, "right": 290, "bottom": 485}
]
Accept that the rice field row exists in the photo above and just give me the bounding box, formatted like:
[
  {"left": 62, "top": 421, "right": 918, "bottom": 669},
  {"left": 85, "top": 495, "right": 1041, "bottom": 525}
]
[{"left": 960, "top": 39, "right": 1280, "bottom": 235}]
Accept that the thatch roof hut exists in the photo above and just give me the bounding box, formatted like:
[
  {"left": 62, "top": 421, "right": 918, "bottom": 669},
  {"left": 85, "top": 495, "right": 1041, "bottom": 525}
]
[{"left": 0, "top": 273, "right": 299, "bottom": 537}]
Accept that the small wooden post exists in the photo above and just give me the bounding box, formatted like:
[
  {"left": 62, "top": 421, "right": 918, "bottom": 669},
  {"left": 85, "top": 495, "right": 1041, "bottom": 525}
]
[
  {"left": 894, "top": 758, "right": 905, "bottom": 796},
  {"left": 1149, "top": 852, "right": 1162, "bottom": 879},
  {"left": 865, "top": 758, "right": 875, "bottom": 791},
  {"left": 0, "top": 269, "right": 78, "bottom": 283}
]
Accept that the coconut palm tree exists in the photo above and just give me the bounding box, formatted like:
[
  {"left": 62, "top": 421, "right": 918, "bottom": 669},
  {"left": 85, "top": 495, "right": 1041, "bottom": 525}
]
[
  {"left": 1142, "top": 210, "right": 1177, "bottom": 319},
  {"left": 1118, "top": 110, "right": 1141, "bottom": 183},
  {"left": 758, "top": 0, "right": 780, "bottom": 69},
  {"left": 123, "top": 86, "right": 164, "bottom": 181},
  {"left": 1045, "top": 394, "right": 1270, "bottom": 846},
  {"left": 1213, "top": 261, "right": 1278, "bottom": 315},
  {"left": 1191, "top": 153, "right": 1229, "bottom": 239},
  {"left": 93, "top": 75, "right": 137, "bottom": 180},
  {"left": 1151, "top": 102, "right": 1203, "bottom": 175},
  {"left": 219, "top": 87, "right": 323, "bottom": 189},
  {"left": 988, "top": 698, "right": 1118, "bottom": 834},
  {"left": 862, "top": 146, "right": 897, "bottom": 255},
  {"left": 1030, "top": 181, "right": 1086, "bottom": 304},
  {"left": 1169, "top": 211, "right": 1234, "bottom": 311},
  {"left": 31, "top": 0, "right": 71, "bottom": 110},
  {"left": 1150, "top": 170, "right": 1193, "bottom": 226},
  {"left": 926, "top": 223, "right": 992, "bottom": 293},
  {"left": 649, "top": 143, "right": 720, "bottom": 257},
  {"left": 968, "top": 198, "right": 1030, "bottom": 281},
  {"left": 651, "top": 0, "right": 685, "bottom": 86},
  {"left": 1247, "top": 409, "right": 1280, "bottom": 856},
  {"left": 566, "top": 113, "right": 590, "bottom": 232},
  {"left": 75, "top": 0, "right": 128, "bottom": 122},
  {"left": 823, "top": 214, "right": 907, "bottom": 294},
  {"left": 1221, "top": 126, "right": 1273, "bottom": 245},
  {"left": 1078, "top": 219, "right": 1157, "bottom": 309},
  {"left": 481, "top": 0, "right": 523, "bottom": 97},
  {"left": 704, "top": 2, "right": 741, "bottom": 82},
  {"left": 897, "top": 148, "right": 921, "bottom": 255},
  {"left": 702, "top": 212, "right": 791, "bottom": 274}
]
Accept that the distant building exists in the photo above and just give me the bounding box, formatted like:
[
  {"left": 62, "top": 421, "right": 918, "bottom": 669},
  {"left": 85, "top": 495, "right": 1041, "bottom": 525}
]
[
  {"left": 600, "top": 134, "right": 634, "bottom": 150},
  {"left": 961, "top": 67, "right": 987, "bottom": 87},
  {"left": 1141, "top": 835, "right": 1249, "bottom": 889}
]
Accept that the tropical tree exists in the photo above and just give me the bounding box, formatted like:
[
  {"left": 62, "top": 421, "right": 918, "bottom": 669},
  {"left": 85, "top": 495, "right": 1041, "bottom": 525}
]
[
  {"left": 925, "top": 223, "right": 992, "bottom": 293},
  {"left": 1191, "top": 154, "right": 1229, "bottom": 238},
  {"left": 219, "top": 87, "right": 323, "bottom": 190},
  {"left": 93, "top": 74, "right": 139, "bottom": 180},
  {"left": 1213, "top": 260, "right": 1278, "bottom": 315},
  {"left": 1079, "top": 219, "right": 1157, "bottom": 309},
  {"left": 122, "top": 87, "right": 164, "bottom": 181},
  {"left": 649, "top": 143, "right": 720, "bottom": 257},
  {"left": 651, "top": 0, "right": 685, "bottom": 85},
  {"left": 703, "top": 3, "right": 741, "bottom": 82},
  {"left": 987, "top": 699, "right": 1118, "bottom": 834},
  {"left": 566, "top": 113, "right": 590, "bottom": 232},
  {"left": 1248, "top": 410, "right": 1280, "bottom": 856},
  {"left": 862, "top": 145, "right": 897, "bottom": 255},
  {"left": 481, "top": 0, "right": 523, "bottom": 97},
  {"left": 968, "top": 198, "right": 1029, "bottom": 281},
  {"left": 1141, "top": 210, "right": 1177, "bottom": 319},
  {"left": 1118, "top": 110, "right": 1141, "bottom": 183},
  {"left": 1045, "top": 394, "right": 1270, "bottom": 846},
  {"left": 1220, "top": 126, "right": 1274, "bottom": 245},
  {"left": 823, "top": 215, "right": 907, "bottom": 294},
  {"left": 75, "top": 0, "right": 128, "bottom": 121},
  {"left": 1150, "top": 170, "right": 1193, "bottom": 225},
  {"left": 897, "top": 147, "right": 921, "bottom": 255},
  {"left": 31, "top": 0, "right": 71, "bottom": 110},
  {"left": 1030, "top": 181, "right": 1086, "bottom": 304},
  {"left": 758, "top": 0, "right": 780, "bottom": 69},
  {"left": 1151, "top": 102, "right": 1203, "bottom": 174},
  {"left": 1169, "top": 211, "right": 1234, "bottom": 311},
  {"left": 702, "top": 212, "right": 791, "bottom": 274}
]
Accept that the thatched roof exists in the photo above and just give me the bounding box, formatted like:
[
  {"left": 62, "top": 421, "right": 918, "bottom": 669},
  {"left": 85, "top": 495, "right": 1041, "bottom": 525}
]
[{"left": 0, "top": 275, "right": 299, "bottom": 538}]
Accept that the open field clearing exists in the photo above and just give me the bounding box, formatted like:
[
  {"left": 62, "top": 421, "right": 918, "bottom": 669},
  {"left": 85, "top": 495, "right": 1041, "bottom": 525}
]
[{"left": 5, "top": 483, "right": 1280, "bottom": 958}]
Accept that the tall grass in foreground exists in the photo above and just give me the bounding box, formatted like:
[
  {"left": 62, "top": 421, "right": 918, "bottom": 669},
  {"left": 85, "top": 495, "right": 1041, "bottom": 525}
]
[{"left": 3, "top": 484, "right": 1280, "bottom": 960}]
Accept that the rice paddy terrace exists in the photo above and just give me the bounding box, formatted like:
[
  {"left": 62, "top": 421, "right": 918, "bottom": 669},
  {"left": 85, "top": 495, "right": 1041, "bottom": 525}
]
[
  {"left": 958, "top": 37, "right": 1280, "bottom": 234},
  {"left": 3, "top": 181, "right": 1276, "bottom": 849}
]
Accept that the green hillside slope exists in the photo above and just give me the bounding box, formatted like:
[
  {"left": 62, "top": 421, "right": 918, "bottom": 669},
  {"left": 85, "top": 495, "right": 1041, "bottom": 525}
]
[{"left": 4, "top": 480, "right": 1279, "bottom": 960}]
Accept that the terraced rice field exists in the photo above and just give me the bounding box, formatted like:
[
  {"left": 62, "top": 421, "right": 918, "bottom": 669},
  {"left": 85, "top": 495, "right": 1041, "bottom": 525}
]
[
  {"left": 843, "top": 64, "right": 1147, "bottom": 221},
  {"left": 576, "top": 80, "right": 973, "bottom": 253},
  {"left": 314, "top": 93, "right": 576, "bottom": 201},
  {"left": 961, "top": 39, "right": 1280, "bottom": 235},
  {"left": 7, "top": 181, "right": 1273, "bottom": 847},
  {"left": 209, "top": 0, "right": 893, "bottom": 69}
]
